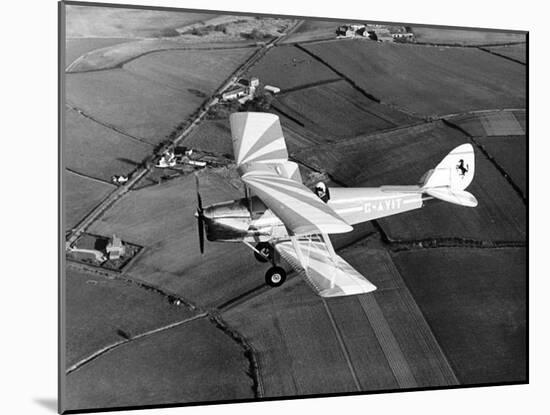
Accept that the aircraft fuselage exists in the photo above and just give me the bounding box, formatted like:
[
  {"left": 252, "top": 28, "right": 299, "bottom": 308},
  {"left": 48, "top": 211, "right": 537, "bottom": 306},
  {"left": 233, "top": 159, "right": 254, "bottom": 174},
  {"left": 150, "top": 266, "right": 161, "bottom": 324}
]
[{"left": 202, "top": 186, "right": 428, "bottom": 243}]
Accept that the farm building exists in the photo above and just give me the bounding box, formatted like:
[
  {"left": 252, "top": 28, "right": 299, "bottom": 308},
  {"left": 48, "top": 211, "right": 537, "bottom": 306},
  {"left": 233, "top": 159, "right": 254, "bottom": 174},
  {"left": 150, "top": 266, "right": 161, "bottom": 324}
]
[
  {"left": 106, "top": 234, "right": 125, "bottom": 260},
  {"left": 222, "top": 86, "right": 249, "bottom": 101},
  {"left": 264, "top": 85, "right": 280, "bottom": 94}
]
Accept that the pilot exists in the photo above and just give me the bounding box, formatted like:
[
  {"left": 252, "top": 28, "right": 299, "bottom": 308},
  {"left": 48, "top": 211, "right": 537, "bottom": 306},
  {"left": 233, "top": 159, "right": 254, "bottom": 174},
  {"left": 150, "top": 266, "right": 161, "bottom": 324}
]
[{"left": 315, "top": 182, "right": 330, "bottom": 203}]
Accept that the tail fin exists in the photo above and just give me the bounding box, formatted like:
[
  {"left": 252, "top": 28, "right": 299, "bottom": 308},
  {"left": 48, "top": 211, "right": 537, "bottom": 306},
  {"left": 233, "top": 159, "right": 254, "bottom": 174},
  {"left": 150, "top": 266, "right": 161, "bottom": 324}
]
[{"left": 420, "top": 144, "right": 478, "bottom": 207}]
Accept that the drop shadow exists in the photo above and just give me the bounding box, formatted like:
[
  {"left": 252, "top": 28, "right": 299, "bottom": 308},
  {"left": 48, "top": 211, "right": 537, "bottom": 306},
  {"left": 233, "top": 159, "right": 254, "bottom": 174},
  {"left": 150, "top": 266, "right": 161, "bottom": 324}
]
[{"left": 34, "top": 398, "right": 57, "bottom": 412}]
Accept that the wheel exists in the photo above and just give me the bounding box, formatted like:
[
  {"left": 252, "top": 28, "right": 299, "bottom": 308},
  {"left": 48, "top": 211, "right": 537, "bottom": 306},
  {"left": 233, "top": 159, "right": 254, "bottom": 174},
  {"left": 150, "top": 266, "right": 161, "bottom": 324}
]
[
  {"left": 265, "top": 266, "right": 286, "bottom": 287},
  {"left": 254, "top": 242, "right": 272, "bottom": 263}
]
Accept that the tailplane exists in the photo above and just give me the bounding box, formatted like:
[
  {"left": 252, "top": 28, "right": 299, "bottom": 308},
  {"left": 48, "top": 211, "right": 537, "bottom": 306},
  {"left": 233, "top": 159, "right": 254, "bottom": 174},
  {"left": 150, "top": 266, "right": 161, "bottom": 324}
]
[{"left": 420, "top": 144, "right": 478, "bottom": 207}]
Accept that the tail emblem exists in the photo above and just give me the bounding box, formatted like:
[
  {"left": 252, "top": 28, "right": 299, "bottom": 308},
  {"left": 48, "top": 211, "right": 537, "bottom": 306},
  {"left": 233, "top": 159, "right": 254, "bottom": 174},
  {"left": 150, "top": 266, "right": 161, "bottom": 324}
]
[{"left": 456, "top": 159, "right": 469, "bottom": 178}]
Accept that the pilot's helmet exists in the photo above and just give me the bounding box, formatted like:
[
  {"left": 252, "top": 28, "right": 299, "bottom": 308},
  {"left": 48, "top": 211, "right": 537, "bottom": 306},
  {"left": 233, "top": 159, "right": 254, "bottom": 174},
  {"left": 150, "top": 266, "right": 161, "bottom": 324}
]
[{"left": 315, "top": 182, "right": 327, "bottom": 196}]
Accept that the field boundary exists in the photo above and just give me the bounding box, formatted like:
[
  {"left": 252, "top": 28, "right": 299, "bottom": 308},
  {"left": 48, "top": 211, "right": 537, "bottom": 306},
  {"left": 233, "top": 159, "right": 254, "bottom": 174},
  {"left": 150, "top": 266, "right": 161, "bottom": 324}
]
[
  {"left": 66, "top": 313, "right": 208, "bottom": 375},
  {"left": 294, "top": 43, "right": 422, "bottom": 120},
  {"left": 66, "top": 43, "right": 258, "bottom": 73},
  {"left": 442, "top": 118, "right": 527, "bottom": 203},
  {"left": 478, "top": 46, "right": 526, "bottom": 66}
]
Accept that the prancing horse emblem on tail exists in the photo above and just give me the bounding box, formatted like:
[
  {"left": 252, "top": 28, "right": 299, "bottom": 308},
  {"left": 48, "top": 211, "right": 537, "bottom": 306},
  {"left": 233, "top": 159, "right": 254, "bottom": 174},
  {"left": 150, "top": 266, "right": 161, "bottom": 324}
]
[{"left": 456, "top": 159, "right": 469, "bottom": 178}]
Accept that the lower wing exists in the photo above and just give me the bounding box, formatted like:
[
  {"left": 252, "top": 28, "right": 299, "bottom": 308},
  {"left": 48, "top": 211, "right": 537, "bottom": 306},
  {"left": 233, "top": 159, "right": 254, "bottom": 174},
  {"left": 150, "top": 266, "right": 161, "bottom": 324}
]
[{"left": 274, "top": 234, "right": 376, "bottom": 297}]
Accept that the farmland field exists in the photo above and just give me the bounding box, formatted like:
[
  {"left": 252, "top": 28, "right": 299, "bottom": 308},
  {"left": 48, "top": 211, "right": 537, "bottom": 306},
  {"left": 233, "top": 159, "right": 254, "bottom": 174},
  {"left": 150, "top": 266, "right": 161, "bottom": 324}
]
[
  {"left": 88, "top": 171, "right": 270, "bottom": 307},
  {"left": 281, "top": 20, "right": 337, "bottom": 44},
  {"left": 244, "top": 45, "right": 341, "bottom": 90},
  {"left": 273, "top": 80, "right": 417, "bottom": 141},
  {"left": 223, "top": 247, "right": 458, "bottom": 396},
  {"left": 183, "top": 119, "right": 234, "bottom": 156},
  {"left": 66, "top": 5, "right": 214, "bottom": 38},
  {"left": 65, "top": 317, "right": 253, "bottom": 411},
  {"left": 393, "top": 248, "right": 526, "bottom": 384},
  {"left": 64, "top": 170, "right": 115, "bottom": 230},
  {"left": 67, "top": 39, "right": 258, "bottom": 73},
  {"left": 477, "top": 136, "right": 527, "bottom": 196},
  {"left": 124, "top": 47, "right": 256, "bottom": 93},
  {"left": 302, "top": 40, "right": 526, "bottom": 117},
  {"left": 65, "top": 37, "right": 132, "bottom": 68},
  {"left": 65, "top": 267, "right": 197, "bottom": 368},
  {"left": 449, "top": 110, "right": 526, "bottom": 137},
  {"left": 484, "top": 43, "right": 527, "bottom": 63},
  {"left": 292, "top": 121, "right": 526, "bottom": 241},
  {"left": 411, "top": 27, "right": 526, "bottom": 45},
  {"left": 67, "top": 69, "right": 203, "bottom": 144},
  {"left": 66, "top": 47, "right": 256, "bottom": 145},
  {"left": 65, "top": 107, "right": 152, "bottom": 181}
]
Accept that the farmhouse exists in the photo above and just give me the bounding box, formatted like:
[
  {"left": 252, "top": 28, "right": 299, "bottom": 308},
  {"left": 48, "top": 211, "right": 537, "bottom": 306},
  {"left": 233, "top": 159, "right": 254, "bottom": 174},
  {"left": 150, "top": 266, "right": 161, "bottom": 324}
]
[
  {"left": 106, "top": 234, "right": 125, "bottom": 260},
  {"left": 222, "top": 86, "right": 249, "bottom": 101}
]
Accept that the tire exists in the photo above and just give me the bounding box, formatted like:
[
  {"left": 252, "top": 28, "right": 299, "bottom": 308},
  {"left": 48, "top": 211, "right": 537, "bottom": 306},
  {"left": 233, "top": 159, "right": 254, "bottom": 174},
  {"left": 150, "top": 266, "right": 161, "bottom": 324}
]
[
  {"left": 254, "top": 242, "right": 271, "bottom": 263},
  {"left": 265, "top": 266, "right": 286, "bottom": 287}
]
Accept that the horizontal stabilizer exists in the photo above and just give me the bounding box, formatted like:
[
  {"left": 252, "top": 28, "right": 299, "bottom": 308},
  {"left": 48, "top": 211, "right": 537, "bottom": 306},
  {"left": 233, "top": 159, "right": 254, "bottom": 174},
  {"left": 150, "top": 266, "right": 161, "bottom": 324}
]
[{"left": 425, "top": 188, "right": 478, "bottom": 207}]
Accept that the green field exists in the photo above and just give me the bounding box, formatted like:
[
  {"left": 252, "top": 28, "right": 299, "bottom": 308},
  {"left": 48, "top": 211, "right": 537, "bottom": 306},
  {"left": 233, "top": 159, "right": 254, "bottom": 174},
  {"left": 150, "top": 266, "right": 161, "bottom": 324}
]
[
  {"left": 303, "top": 40, "right": 526, "bottom": 117},
  {"left": 65, "top": 107, "right": 152, "bottom": 181},
  {"left": 64, "top": 170, "right": 114, "bottom": 230},
  {"left": 411, "top": 27, "right": 526, "bottom": 45},
  {"left": 393, "top": 248, "right": 526, "bottom": 384},
  {"left": 273, "top": 80, "right": 417, "bottom": 141},
  {"left": 65, "top": 267, "right": 197, "bottom": 368},
  {"left": 244, "top": 45, "right": 341, "bottom": 90},
  {"left": 65, "top": 317, "right": 253, "bottom": 411}
]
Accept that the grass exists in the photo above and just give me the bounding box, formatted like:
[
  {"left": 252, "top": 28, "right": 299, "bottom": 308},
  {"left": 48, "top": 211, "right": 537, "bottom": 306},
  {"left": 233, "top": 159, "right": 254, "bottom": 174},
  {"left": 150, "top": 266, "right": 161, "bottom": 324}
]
[
  {"left": 124, "top": 47, "right": 256, "bottom": 93},
  {"left": 87, "top": 171, "right": 269, "bottom": 308},
  {"left": 393, "top": 247, "right": 526, "bottom": 384},
  {"left": 477, "top": 136, "right": 526, "bottom": 196},
  {"left": 411, "top": 27, "right": 526, "bottom": 45},
  {"left": 303, "top": 40, "right": 526, "bottom": 117},
  {"left": 244, "top": 45, "right": 341, "bottom": 90},
  {"left": 64, "top": 170, "right": 114, "bottom": 230},
  {"left": 183, "top": 119, "right": 234, "bottom": 157},
  {"left": 65, "top": 107, "right": 152, "bottom": 181},
  {"left": 66, "top": 5, "right": 214, "bottom": 38},
  {"left": 223, "top": 278, "right": 366, "bottom": 396},
  {"left": 292, "top": 121, "right": 526, "bottom": 241},
  {"left": 449, "top": 111, "right": 525, "bottom": 137},
  {"left": 65, "top": 267, "right": 196, "bottom": 368},
  {"left": 281, "top": 19, "right": 337, "bottom": 44},
  {"left": 65, "top": 37, "right": 132, "bottom": 68},
  {"left": 273, "top": 80, "right": 417, "bottom": 140},
  {"left": 64, "top": 317, "right": 253, "bottom": 411},
  {"left": 484, "top": 43, "right": 526, "bottom": 63},
  {"left": 66, "top": 46, "right": 256, "bottom": 145}
]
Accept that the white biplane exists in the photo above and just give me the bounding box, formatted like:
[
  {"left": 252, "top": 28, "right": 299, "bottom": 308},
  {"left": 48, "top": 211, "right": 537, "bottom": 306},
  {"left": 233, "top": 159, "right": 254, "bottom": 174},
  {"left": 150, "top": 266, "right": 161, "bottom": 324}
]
[{"left": 195, "top": 112, "right": 477, "bottom": 297}]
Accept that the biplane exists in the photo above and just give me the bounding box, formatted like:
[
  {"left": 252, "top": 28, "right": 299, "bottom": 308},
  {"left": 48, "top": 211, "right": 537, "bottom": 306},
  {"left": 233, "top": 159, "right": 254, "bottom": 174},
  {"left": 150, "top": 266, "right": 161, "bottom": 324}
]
[{"left": 194, "top": 112, "right": 477, "bottom": 297}]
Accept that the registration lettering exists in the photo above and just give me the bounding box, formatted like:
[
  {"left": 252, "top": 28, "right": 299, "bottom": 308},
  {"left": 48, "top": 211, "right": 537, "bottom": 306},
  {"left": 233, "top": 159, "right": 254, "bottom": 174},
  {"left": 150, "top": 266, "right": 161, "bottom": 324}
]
[{"left": 364, "top": 198, "right": 403, "bottom": 214}]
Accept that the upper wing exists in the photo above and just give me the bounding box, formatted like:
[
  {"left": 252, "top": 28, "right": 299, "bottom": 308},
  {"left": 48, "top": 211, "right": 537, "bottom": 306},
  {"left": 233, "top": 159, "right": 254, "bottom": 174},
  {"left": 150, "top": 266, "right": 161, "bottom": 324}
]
[
  {"left": 275, "top": 234, "right": 377, "bottom": 297},
  {"left": 230, "top": 112, "right": 288, "bottom": 166},
  {"left": 241, "top": 164, "right": 352, "bottom": 235}
]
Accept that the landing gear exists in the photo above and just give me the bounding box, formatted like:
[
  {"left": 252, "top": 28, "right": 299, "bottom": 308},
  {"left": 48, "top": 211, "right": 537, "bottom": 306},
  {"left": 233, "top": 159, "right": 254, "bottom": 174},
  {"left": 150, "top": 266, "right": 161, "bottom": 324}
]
[
  {"left": 265, "top": 266, "right": 287, "bottom": 287},
  {"left": 254, "top": 242, "right": 272, "bottom": 263}
]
